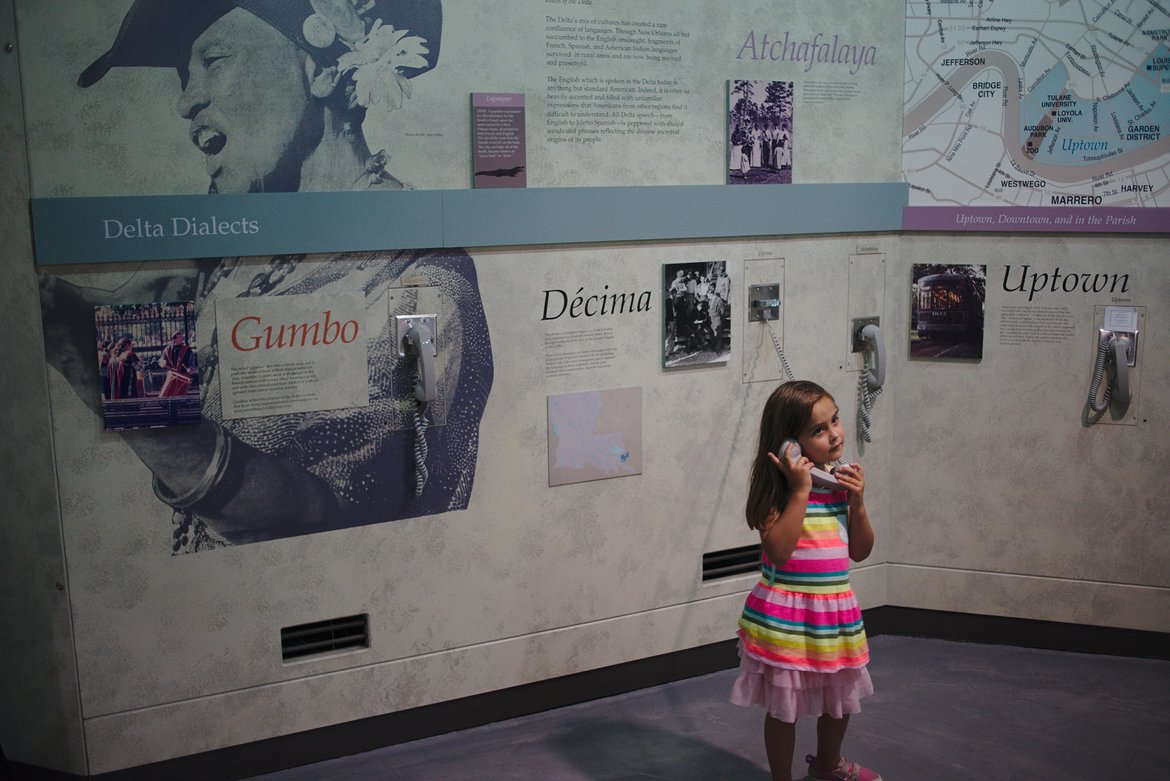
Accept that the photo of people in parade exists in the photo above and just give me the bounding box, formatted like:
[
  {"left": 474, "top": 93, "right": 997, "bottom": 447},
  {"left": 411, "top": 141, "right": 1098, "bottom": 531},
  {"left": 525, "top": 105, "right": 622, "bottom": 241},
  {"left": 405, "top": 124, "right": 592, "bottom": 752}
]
[
  {"left": 728, "top": 80, "right": 794, "bottom": 185},
  {"left": 663, "top": 261, "right": 732, "bottom": 368},
  {"left": 94, "top": 301, "right": 202, "bottom": 431}
]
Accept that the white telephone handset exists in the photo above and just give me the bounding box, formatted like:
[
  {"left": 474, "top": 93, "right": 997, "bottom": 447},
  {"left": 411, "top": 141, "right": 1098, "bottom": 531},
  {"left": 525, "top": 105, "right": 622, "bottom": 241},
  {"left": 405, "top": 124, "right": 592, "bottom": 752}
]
[
  {"left": 396, "top": 315, "right": 439, "bottom": 495},
  {"left": 400, "top": 320, "right": 438, "bottom": 403},
  {"left": 1087, "top": 329, "right": 1133, "bottom": 413},
  {"left": 779, "top": 438, "right": 842, "bottom": 490},
  {"left": 855, "top": 321, "right": 885, "bottom": 443},
  {"left": 858, "top": 323, "right": 885, "bottom": 391}
]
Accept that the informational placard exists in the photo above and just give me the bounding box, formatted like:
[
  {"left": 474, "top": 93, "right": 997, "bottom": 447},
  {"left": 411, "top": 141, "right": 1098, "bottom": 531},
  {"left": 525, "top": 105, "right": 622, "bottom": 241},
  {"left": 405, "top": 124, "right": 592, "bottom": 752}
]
[
  {"left": 214, "top": 293, "right": 369, "bottom": 420},
  {"left": 20, "top": 0, "right": 912, "bottom": 263},
  {"left": 472, "top": 93, "right": 527, "bottom": 188}
]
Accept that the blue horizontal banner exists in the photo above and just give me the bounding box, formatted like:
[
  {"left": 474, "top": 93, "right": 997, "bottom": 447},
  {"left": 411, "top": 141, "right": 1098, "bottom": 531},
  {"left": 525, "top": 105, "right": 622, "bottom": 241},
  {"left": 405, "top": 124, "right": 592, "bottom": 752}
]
[
  {"left": 31, "top": 190, "right": 446, "bottom": 266},
  {"left": 443, "top": 183, "right": 909, "bottom": 247},
  {"left": 31, "top": 183, "right": 909, "bottom": 265}
]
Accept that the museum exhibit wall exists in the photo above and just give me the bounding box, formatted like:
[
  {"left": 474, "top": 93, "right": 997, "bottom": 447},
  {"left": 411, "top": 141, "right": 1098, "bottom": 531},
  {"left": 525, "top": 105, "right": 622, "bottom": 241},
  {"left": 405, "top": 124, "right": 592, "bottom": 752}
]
[
  {"left": 1, "top": 0, "right": 1167, "bottom": 775},
  {"left": 889, "top": 234, "right": 1169, "bottom": 628}
]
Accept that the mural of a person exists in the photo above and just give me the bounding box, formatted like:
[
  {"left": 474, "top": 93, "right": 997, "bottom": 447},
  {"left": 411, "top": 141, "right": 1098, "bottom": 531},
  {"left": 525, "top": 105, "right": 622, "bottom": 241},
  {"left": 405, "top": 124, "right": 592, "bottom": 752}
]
[
  {"left": 78, "top": 0, "right": 444, "bottom": 194},
  {"left": 40, "top": 0, "right": 494, "bottom": 553}
]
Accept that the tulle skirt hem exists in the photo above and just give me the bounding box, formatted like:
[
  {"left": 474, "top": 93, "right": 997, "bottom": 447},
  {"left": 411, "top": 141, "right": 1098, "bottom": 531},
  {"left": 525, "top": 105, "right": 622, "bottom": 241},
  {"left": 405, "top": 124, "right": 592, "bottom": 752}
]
[{"left": 729, "top": 645, "right": 874, "bottom": 722}]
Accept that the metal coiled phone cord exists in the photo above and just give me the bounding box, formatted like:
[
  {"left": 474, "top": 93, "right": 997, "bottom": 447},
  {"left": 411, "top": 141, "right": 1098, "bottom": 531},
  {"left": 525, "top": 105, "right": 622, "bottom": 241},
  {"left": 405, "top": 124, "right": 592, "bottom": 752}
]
[
  {"left": 858, "top": 371, "right": 882, "bottom": 443},
  {"left": 1087, "top": 329, "right": 1114, "bottom": 414},
  {"left": 763, "top": 314, "right": 796, "bottom": 381},
  {"left": 413, "top": 401, "right": 429, "bottom": 496}
]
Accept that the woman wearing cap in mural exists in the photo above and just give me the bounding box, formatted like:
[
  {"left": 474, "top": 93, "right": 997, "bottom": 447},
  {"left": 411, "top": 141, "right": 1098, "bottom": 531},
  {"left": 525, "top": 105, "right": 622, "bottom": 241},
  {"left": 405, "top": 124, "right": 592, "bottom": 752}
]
[{"left": 40, "top": 0, "right": 494, "bottom": 552}]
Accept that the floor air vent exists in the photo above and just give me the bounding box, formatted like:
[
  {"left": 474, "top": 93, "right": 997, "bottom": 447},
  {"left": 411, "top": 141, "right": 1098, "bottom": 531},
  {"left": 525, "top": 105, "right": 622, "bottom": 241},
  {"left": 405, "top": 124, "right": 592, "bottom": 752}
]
[
  {"left": 281, "top": 614, "right": 369, "bottom": 662},
  {"left": 701, "top": 544, "right": 762, "bottom": 581}
]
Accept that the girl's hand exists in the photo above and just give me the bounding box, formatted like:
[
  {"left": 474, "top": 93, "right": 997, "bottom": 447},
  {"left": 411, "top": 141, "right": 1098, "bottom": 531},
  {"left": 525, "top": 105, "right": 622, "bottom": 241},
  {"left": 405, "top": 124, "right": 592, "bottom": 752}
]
[
  {"left": 768, "top": 446, "right": 813, "bottom": 493},
  {"left": 834, "top": 462, "right": 866, "bottom": 501}
]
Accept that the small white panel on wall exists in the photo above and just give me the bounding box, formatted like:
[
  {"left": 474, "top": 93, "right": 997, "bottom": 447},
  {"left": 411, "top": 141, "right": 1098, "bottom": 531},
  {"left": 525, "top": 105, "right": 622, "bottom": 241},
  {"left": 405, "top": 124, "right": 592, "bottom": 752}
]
[
  {"left": 742, "top": 256, "right": 786, "bottom": 383},
  {"left": 846, "top": 253, "right": 886, "bottom": 369}
]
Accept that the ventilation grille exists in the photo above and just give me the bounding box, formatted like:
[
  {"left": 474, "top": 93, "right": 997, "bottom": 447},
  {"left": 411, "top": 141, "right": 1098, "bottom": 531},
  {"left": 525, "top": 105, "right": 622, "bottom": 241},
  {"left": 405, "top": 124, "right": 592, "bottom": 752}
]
[
  {"left": 701, "top": 544, "right": 762, "bottom": 581},
  {"left": 281, "top": 614, "right": 369, "bottom": 662}
]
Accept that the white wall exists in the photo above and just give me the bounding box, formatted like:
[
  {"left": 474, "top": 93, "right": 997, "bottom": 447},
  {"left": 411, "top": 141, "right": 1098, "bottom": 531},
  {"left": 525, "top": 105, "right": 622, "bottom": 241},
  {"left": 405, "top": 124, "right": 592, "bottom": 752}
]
[
  {"left": 0, "top": 0, "right": 87, "bottom": 770},
  {"left": 888, "top": 234, "right": 1170, "bottom": 629}
]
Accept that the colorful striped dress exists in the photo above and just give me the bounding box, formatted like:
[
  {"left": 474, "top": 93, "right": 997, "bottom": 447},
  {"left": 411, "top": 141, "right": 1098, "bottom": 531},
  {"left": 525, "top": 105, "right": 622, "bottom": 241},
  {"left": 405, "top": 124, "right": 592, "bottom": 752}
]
[{"left": 729, "top": 487, "right": 873, "bottom": 721}]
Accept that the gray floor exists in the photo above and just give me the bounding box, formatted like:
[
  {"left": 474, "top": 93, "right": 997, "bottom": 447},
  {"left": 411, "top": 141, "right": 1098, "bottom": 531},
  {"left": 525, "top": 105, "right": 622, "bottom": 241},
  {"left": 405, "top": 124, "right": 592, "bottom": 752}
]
[{"left": 244, "top": 636, "right": 1170, "bottom": 780}]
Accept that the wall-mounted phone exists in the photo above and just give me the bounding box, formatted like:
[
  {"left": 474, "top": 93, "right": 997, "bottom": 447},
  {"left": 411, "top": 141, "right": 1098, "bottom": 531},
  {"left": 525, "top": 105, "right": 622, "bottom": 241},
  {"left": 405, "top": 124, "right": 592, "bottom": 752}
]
[
  {"left": 396, "top": 314, "right": 438, "bottom": 403},
  {"left": 780, "top": 438, "right": 844, "bottom": 490},
  {"left": 750, "top": 282, "right": 797, "bottom": 382},
  {"left": 852, "top": 317, "right": 885, "bottom": 443},
  {"left": 1086, "top": 306, "right": 1137, "bottom": 419},
  {"left": 396, "top": 314, "right": 438, "bottom": 494},
  {"left": 748, "top": 284, "right": 781, "bottom": 323},
  {"left": 852, "top": 318, "right": 885, "bottom": 391}
]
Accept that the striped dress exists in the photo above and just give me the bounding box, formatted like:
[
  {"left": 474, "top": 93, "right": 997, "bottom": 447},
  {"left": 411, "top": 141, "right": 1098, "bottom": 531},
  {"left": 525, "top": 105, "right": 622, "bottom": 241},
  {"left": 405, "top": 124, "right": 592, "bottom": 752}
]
[{"left": 730, "top": 487, "right": 872, "bottom": 720}]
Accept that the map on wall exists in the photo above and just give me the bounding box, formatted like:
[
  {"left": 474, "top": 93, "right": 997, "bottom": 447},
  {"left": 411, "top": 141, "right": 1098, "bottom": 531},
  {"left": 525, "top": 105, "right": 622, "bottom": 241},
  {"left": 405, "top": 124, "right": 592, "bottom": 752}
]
[
  {"left": 547, "top": 387, "right": 642, "bottom": 487},
  {"left": 903, "top": 0, "right": 1170, "bottom": 232}
]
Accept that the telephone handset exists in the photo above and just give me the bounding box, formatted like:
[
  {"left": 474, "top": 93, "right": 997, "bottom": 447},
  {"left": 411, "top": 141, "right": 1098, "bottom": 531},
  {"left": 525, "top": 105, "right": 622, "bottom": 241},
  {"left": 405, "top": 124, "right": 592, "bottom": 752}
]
[
  {"left": 399, "top": 319, "right": 437, "bottom": 403},
  {"left": 396, "top": 315, "right": 439, "bottom": 495},
  {"left": 1086, "top": 306, "right": 1138, "bottom": 419},
  {"left": 1087, "top": 329, "right": 1133, "bottom": 413},
  {"left": 853, "top": 320, "right": 885, "bottom": 443},
  {"left": 779, "top": 438, "right": 842, "bottom": 490},
  {"left": 858, "top": 323, "right": 886, "bottom": 391}
]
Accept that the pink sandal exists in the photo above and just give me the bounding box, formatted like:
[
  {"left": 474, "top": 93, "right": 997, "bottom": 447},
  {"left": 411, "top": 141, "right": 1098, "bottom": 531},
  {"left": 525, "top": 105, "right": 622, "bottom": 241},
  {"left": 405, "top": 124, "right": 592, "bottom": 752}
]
[{"left": 805, "top": 753, "right": 883, "bottom": 781}]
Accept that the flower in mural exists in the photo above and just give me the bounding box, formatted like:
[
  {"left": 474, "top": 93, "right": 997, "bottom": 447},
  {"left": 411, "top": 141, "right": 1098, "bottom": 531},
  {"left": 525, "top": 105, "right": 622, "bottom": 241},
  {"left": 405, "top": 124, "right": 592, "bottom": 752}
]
[
  {"left": 341, "top": 22, "right": 430, "bottom": 109},
  {"left": 302, "top": 1, "right": 431, "bottom": 110}
]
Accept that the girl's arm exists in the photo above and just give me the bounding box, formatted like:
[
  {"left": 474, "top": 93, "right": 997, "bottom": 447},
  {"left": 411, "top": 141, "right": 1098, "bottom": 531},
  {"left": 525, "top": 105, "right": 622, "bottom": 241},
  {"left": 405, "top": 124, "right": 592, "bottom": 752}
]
[
  {"left": 835, "top": 464, "right": 875, "bottom": 561},
  {"left": 758, "top": 450, "right": 812, "bottom": 566}
]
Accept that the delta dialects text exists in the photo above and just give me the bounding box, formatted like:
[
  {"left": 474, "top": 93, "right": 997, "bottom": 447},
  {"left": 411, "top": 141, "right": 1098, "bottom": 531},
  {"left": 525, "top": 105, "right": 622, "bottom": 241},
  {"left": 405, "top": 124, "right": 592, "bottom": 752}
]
[{"left": 102, "top": 216, "right": 261, "bottom": 240}]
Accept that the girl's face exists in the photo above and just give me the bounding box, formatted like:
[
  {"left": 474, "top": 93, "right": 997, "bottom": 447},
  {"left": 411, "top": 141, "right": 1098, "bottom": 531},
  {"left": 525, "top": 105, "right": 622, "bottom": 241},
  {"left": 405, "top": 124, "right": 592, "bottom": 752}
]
[{"left": 796, "top": 395, "right": 844, "bottom": 465}]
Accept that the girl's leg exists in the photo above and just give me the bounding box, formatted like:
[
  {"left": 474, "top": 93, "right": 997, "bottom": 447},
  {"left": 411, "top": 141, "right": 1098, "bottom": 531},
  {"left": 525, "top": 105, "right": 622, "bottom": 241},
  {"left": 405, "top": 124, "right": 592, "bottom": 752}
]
[
  {"left": 815, "top": 713, "right": 849, "bottom": 770},
  {"left": 764, "top": 714, "right": 797, "bottom": 781}
]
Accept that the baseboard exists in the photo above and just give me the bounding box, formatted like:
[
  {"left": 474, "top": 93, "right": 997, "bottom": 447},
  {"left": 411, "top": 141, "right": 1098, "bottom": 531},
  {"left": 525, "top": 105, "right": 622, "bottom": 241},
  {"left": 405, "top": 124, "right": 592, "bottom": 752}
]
[
  {"left": 9, "top": 608, "right": 1167, "bottom": 781},
  {"left": 10, "top": 640, "right": 743, "bottom": 781},
  {"left": 864, "top": 606, "right": 1170, "bottom": 659}
]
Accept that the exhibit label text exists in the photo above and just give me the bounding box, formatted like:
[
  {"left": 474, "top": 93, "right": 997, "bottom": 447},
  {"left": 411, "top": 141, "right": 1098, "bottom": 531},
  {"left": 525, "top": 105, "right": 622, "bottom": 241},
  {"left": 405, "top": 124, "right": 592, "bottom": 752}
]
[
  {"left": 102, "top": 216, "right": 260, "bottom": 239},
  {"left": 231, "top": 311, "right": 360, "bottom": 351},
  {"left": 736, "top": 31, "right": 877, "bottom": 74},
  {"left": 543, "top": 286, "right": 653, "bottom": 320},
  {"left": 1002, "top": 265, "right": 1130, "bottom": 302}
]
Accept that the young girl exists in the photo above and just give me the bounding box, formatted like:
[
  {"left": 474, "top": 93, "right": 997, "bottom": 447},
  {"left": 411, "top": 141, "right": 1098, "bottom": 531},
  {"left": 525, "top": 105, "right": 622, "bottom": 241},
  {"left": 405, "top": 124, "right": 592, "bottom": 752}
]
[{"left": 730, "top": 380, "right": 881, "bottom": 781}]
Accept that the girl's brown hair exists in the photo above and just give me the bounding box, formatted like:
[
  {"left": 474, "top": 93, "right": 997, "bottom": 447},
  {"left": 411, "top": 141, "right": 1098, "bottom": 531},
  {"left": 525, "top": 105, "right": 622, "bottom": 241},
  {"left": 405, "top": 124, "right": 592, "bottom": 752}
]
[{"left": 745, "top": 380, "right": 832, "bottom": 530}]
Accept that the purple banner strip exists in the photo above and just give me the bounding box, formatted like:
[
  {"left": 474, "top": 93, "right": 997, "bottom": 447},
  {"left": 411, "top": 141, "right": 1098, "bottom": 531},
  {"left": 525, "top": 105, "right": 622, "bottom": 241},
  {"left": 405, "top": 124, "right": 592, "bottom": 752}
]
[
  {"left": 903, "top": 206, "right": 1170, "bottom": 233},
  {"left": 903, "top": 205, "right": 1170, "bottom": 233}
]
